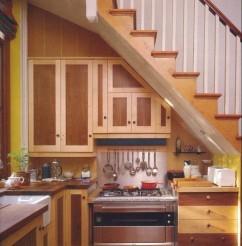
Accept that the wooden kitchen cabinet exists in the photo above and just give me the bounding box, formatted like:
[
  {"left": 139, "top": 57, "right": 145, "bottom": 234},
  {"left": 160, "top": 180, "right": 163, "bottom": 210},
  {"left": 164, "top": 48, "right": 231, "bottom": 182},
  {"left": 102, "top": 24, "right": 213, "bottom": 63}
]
[
  {"left": 178, "top": 191, "right": 238, "bottom": 246},
  {"left": 28, "top": 59, "right": 93, "bottom": 153},
  {"left": 93, "top": 58, "right": 171, "bottom": 135},
  {"left": 1, "top": 215, "right": 44, "bottom": 246},
  {"left": 65, "top": 189, "right": 89, "bottom": 246},
  {"left": 48, "top": 191, "right": 65, "bottom": 246},
  {"left": 93, "top": 60, "right": 108, "bottom": 133},
  {"left": 108, "top": 92, "right": 156, "bottom": 133}
]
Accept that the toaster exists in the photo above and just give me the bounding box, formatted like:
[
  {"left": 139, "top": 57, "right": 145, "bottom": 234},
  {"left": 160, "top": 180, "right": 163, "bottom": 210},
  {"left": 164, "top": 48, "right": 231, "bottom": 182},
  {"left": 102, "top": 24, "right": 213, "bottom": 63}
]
[{"left": 213, "top": 168, "right": 236, "bottom": 187}]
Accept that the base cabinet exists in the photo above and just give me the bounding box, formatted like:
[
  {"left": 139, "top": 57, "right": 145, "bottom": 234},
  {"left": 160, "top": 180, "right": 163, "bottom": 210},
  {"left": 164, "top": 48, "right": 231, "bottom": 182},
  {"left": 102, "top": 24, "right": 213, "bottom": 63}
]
[
  {"left": 49, "top": 191, "right": 65, "bottom": 246},
  {"left": 65, "top": 189, "right": 89, "bottom": 246},
  {"left": 178, "top": 192, "right": 238, "bottom": 246},
  {"left": 1, "top": 216, "right": 44, "bottom": 246}
]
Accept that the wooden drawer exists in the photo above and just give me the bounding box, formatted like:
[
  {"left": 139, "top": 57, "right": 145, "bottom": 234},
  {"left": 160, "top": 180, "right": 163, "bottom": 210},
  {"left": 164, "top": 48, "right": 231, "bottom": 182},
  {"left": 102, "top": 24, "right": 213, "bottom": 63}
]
[
  {"left": 178, "top": 233, "right": 237, "bottom": 246},
  {"left": 178, "top": 206, "right": 238, "bottom": 220},
  {"left": 179, "top": 219, "right": 237, "bottom": 233},
  {"left": 179, "top": 192, "right": 238, "bottom": 206}
]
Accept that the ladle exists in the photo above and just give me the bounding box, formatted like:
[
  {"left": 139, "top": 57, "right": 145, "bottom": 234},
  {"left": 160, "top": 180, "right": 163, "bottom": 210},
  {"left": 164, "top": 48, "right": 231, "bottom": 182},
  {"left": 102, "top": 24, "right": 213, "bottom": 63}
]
[{"left": 152, "top": 151, "right": 158, "bottom": 176}]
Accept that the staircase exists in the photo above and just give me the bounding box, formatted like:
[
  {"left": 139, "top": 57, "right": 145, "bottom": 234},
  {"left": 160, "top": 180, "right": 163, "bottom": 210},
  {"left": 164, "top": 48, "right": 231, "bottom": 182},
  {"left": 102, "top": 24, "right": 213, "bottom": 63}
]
[{"left": 96, "top": 0, "right": 241, "bottom": 153}]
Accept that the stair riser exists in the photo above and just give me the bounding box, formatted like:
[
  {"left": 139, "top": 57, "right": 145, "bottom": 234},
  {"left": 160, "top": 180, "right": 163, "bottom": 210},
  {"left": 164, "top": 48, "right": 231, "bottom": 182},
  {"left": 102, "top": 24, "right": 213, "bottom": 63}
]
[{"left": 111, "top": 15, "right": 135, "bottom": 31}]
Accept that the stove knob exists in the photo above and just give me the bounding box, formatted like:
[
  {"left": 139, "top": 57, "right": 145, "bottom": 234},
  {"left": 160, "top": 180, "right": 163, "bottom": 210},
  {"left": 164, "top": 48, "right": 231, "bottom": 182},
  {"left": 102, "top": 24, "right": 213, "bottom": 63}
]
[
  {"left": 167, "top": 220, "right": 171, "bottom": 224},
  {"left": 168, "top": 214, "right": 171, "bottom": 217}
]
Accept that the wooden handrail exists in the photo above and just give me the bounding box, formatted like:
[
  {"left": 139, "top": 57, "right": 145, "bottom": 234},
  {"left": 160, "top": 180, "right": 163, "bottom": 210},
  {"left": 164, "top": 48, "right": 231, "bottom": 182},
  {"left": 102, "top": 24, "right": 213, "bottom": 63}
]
[{"left": 199, "top": 0, "right": 242, "bottom": 40}]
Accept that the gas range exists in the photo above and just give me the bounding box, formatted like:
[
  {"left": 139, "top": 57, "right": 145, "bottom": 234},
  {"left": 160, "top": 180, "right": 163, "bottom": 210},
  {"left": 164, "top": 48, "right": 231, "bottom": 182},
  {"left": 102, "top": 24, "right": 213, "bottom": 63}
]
[{"left": 94, "top": 188, "right": 177, "bottom": 202}]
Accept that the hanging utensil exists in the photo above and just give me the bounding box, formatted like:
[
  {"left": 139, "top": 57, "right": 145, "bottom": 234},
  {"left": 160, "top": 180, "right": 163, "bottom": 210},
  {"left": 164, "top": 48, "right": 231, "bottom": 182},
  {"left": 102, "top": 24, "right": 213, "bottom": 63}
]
[
  {"left": 124, "top": 152, "right": 132, "bottom": 170},
  {"left": 152, "top": 151, "right": 158, "bottom": 176},
  {"left": 117, "top": 151, "right": 120, "bottom": 172},
  {"left": 135, "top": 151, "right": 140, "bottom": 172},
  {"left": 103, "top": 152, "right": 113, "bottom": 178},
  {"left": 130, "top": 151, "right": 136, "bottom": 176},
  {"left": 146, "top": 152, "right": 152, "bottom": 176},
  {"left": 140, "top": 151, "right": 147, "bottom": 171},
  {"left": 112, "top": 152, "right": 118, "bottom": 181}
]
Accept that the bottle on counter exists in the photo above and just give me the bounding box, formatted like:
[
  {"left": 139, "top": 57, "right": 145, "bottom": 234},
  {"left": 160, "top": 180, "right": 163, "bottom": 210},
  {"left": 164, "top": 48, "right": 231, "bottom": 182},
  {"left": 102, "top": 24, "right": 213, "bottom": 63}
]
[{"left": 81, "top": 165, "right": 91, "bottom": 179}]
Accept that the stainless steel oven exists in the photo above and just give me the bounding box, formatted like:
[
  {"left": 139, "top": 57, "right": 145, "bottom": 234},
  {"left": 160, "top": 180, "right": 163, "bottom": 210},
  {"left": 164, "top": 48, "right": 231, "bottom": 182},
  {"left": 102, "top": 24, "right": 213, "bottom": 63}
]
[{"left": 92, "top": 201, "right": 177, "bottom": 246}]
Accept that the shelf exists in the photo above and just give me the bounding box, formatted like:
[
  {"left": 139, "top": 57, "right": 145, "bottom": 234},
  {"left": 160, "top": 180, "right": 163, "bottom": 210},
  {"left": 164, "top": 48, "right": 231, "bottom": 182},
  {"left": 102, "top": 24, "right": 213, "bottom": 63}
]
[{"left": 174, "top": 151, "right": 206, "bottom": 155}]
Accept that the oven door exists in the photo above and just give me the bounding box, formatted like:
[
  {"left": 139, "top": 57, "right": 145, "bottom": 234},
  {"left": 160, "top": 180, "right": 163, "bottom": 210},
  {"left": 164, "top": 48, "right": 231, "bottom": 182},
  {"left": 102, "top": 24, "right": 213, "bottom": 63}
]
[{"left": 93, "top": 203, "right": 176, "bottom": 246}]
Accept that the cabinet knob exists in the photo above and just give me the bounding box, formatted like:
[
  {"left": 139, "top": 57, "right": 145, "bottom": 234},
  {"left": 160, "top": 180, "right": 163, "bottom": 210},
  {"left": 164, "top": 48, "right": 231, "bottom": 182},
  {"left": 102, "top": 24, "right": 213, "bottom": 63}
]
[
  {"left": 132, "top": 121, "right": 136, "bottom": 124},
  {"left": 207, "top": 223, "right": 211, "bottom": 228},
  {"left": 167, "top": 116, "right": 170, "bottom": 119},
  {"left": 82, "top": 196, "right": 86, "bottom": 200},
  {"left": 190, "top": 237, "right": 195, "bottom": 242},
  {"left": 89, "top": 134, "right": 92, "bottom": 138},
  {"left": 104, "top": 116, "right": 107, "bottom": 119},
  {"left": 221, "top": 237, "right": 225, "bottom": 241},
  {"left": 207, "top": 209, "right": 211, "bottom": 214},
  {"left": 206, "top": 195, "right": 211, "bottom": 200},
  {"left": 128, "top": 121, "right": 131, "bottom": 124},
  {"left": 56, "top": 134, "right": 60, "bottom": 137}
]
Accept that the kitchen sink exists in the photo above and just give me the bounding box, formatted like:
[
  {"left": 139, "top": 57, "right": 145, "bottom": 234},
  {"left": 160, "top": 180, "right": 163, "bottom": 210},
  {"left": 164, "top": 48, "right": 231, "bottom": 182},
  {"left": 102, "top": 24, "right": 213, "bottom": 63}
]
[{"left": 0, "top": 195, "right": 51, "bottom": 226}]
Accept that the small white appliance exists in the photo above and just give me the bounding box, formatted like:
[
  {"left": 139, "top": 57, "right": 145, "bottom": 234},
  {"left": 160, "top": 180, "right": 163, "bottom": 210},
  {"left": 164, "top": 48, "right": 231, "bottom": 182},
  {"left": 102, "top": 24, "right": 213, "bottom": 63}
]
[
  {"left": 207, "top": 166, "right": 220, "bottom": 182},
  {"left": 213, "top": 168, "right": 236, "bottom": 187}
]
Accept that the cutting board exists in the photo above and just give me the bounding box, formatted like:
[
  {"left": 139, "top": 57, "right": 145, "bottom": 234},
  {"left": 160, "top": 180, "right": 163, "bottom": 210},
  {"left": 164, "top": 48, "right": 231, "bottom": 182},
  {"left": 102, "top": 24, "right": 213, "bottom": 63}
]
[{"left": 173, "top": 178, "right": 214, "bottom": 187}]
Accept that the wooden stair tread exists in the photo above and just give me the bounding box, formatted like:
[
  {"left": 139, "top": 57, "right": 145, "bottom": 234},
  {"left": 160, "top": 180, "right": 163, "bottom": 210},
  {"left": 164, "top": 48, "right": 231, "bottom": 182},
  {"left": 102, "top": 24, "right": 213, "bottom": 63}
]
[
  {"left": 173, "top": 72, "right": 200, "bottom": 78},
  {"left": 109, "top": 9, "right": 136, "bottom": 16},
  {"left": 215, "top": 114, "right": 242, "bottom": 119},
  {"left": 151, "top": 50, "right": 178, "bottom": 58},
  {"left": 130, "top": 30, "right": 157, "bottom": 38},
  {"left": 194, "top": 93, "right": 222, "bottom": 98}
]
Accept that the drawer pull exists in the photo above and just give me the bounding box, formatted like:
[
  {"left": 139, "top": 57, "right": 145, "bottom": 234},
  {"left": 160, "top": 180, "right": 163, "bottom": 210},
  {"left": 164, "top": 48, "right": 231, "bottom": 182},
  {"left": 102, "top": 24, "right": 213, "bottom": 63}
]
[
  {"left": 207, "top": 223, "right": 211, "bottom": 228},
  {"left": 207, "top": 209, "right": 211, "bottom": 214},
  {"left": 206, "top": 195, "right": 211, "bottom": 200},
  {"left": 221, "top": 237, "right": 225, "bottom": 241}
]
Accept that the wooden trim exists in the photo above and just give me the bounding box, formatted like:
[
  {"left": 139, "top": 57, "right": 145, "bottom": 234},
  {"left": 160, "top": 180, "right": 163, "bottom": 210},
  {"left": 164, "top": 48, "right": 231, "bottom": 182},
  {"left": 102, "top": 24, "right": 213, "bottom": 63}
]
[
  {"left": 215, "top": 114, "right": 242, "bottom": 120},
  {"left": 236, "top": 136, "right": 242, "bottom": 140},
  {"left": 28, "top": 152, "right": 96, "bottom": 157},
  {"left": 199, "top": 0, "right": 242, "bottom": 40},
  {"left": 0, "top": 40, "right": 10, "bottom": 178},
  {"left": 94, "top": 133, "right": 170, "bottom": 139},
  {"left": 28, "top": 57, "right": 121, "bottom": 60},
  {"left": 172, "top": 72, "right": 200, "bottom": 78},
  {"left": 151, "top": 51, "right": 178, "bottom": 58},
  {"left": 194, "top": 93, "right": 222, "bottom": 98}
]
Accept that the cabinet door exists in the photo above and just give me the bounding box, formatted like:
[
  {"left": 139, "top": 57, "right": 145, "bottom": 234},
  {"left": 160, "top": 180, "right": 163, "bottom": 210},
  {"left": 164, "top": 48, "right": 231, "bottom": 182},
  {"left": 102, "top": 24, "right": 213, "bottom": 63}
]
[
  {"left": 49, "top": 191, "right": 65, "bottom": 246},
  {"left": 61, "top": 60, "right": 93, "bottom": 152},
  {"left": 108, "top": 59, "right": 150, "bottom": 93},
  {"left": 108, "top": 93, "right": 132, "bottom": 133},
  {"left": 93, "top": 60, "right": 108, "bottom": 133},
  {"left": 66, "top": 190, "right": 89, "bottom": 246},
  {"left": 132, "top": 93, "right": 155, "bottom": 133},
  {"left": 29, "top": 60, "right": 61, "bottom": 152},
  {"left": 154, "top": 96, "right": 171, "bottom": 133}
]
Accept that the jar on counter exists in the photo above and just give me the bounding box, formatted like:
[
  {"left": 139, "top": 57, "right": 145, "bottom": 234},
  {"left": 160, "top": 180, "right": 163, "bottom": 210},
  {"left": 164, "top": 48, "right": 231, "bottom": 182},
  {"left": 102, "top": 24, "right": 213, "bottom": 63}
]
[{"left": 81, "top": 165, "right": 91, "bottom": 179}]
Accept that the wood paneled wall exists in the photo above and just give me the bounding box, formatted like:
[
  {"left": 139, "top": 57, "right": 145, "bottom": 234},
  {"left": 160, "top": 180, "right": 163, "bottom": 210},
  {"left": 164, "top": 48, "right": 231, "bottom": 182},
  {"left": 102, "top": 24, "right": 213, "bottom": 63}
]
[{"left": 28, "top": 5, "right": 118, "bottom": 57}]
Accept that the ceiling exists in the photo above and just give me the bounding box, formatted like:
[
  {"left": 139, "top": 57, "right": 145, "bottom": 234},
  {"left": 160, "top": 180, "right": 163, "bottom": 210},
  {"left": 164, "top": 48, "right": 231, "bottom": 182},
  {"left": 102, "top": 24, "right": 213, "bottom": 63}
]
[{"left": 28, "top": 0, "right": 97, "bottom": 32}]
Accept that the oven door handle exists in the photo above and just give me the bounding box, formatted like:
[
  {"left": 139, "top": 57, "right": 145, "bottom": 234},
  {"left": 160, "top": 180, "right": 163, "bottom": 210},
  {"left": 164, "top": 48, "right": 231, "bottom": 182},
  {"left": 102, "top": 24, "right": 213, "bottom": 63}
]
[{"left": 94, "top": 205, "right": 167, "bottom": 212}]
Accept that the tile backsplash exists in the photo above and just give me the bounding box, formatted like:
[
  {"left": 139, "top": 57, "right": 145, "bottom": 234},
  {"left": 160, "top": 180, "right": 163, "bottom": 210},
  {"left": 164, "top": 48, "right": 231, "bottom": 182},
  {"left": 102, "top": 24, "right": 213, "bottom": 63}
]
[{"left": 96, "top": 151, "right": 167, "bottom": 188}]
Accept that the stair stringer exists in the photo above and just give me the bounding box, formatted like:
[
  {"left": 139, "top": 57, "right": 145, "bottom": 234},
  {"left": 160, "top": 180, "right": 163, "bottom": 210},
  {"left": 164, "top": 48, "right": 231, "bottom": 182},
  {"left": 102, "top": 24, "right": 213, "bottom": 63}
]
[{"left": 96, "top": 0, "right": 239, "bottom": 155}]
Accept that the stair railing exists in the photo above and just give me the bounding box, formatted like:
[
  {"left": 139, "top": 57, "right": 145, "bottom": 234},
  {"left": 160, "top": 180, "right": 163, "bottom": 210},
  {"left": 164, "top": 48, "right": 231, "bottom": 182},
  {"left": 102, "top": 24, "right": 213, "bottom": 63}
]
[{"left": 116, "top": 0, "right": 241, "bottom": 136}]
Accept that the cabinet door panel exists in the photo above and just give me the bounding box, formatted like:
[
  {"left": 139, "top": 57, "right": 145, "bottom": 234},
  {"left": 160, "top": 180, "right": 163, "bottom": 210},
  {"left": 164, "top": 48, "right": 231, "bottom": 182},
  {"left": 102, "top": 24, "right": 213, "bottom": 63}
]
[
  {"left": 132, "top": 93, "right": 155, "bottom": 133},
  {"left": 93, "top": 60, "right": 108, "bottom": 133},
  {"left": 61, "top": 61, "right": 93, "bottom": 152},
  {"left": 29, "top": 60, "right": 61, "bottom": 152},
  {"left": 108, "top": 60, "right": 150, "bottom": 93},
  {"left": 108, "top": 93, "right": 132, "bottom": 133}
]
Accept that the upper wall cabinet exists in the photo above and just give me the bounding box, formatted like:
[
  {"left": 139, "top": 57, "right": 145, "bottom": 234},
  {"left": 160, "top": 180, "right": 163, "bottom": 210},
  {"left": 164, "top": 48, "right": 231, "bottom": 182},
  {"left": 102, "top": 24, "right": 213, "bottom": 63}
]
[
  {"left": 28, "top": 60, "right": 93, "bottom": 153},
  {"left": 93, "top": 59, "right": 171, "bottom": 135}
]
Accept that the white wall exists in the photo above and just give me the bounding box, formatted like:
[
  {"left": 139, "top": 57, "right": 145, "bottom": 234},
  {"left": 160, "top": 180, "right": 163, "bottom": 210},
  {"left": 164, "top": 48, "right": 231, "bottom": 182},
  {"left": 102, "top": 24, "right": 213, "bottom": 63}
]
[{"left": 211, "top": 0, "right": 241, "bottom": 30}]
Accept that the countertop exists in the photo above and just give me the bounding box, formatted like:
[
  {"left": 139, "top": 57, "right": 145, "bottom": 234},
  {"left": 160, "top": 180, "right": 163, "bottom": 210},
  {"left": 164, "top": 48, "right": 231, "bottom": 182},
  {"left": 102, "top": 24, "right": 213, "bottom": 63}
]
[
  {"left": 176, "top": 186, "right": 239, "bottom": 193},
  {"left": 0, "top": 179, "right": 97, "bottom": 196},
  {"left": 0, "top": 203, "right": 48, "bottom": 241}
]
